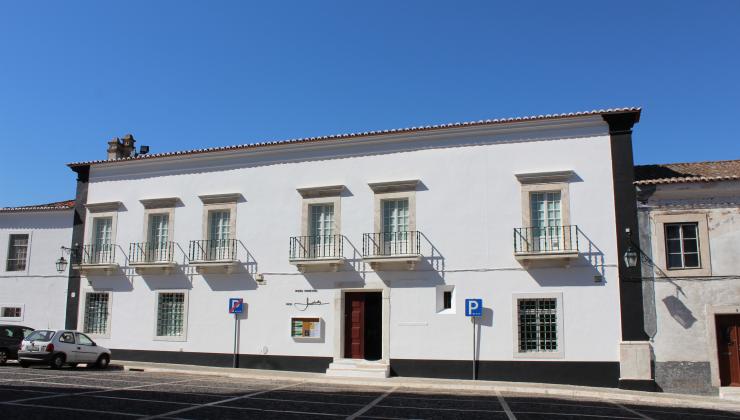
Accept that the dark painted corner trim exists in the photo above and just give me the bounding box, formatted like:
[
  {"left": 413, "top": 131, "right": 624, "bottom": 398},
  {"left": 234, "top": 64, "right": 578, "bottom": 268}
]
[
  {"left": 603, "top": 111, "right": 650, "bottom": 342},
  {"left": 65, "top": 165, "right": 89, "bottom": 330}
]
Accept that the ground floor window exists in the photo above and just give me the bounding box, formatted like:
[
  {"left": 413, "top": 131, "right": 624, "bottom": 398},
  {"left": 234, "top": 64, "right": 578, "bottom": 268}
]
[
  {"left": 156, "top": 292, "right": 186, "bottom": 339},
  {"left": 83, "top": 293, "right": 110, "bottom": 335},
  {"left": 0, "top": 305, "right": 23, "bottom": 321},
  {"left": 517, "top": 298, "right": 558, "bottom": 353}
]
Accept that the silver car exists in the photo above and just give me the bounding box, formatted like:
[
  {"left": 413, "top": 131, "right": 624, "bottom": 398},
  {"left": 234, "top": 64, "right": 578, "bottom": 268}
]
[{"left": 18, "top": 330, "right": 111, "bottom": 369}]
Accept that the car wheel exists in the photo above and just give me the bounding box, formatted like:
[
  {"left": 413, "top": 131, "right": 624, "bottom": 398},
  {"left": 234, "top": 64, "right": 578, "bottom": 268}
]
[
  {"left": 95, "top": 354, "right": 110, "bottom": 369},
  {"left": 50, "top": 354, "right": 65, "bottom": 370},
  {"left": 0, "top": 349, "right": 7, "bottom": 365},
  {"left": 19, "top": 361, "right": 30, "bottom": 368}
]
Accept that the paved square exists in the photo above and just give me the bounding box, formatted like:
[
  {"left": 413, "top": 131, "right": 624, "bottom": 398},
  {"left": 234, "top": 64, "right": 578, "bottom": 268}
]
[{"left": 0, "top": 364, "right": 738, "bottom": 419}]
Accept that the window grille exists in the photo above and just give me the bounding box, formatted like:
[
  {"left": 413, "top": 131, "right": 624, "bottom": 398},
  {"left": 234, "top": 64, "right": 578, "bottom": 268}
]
[
  {"left": 1, "top": 307, "right": 22, "bottom": 318},
  {"left": 6, "top": 234, "right": 29, "bottom": 271},
  {"left": 665, "top": 223, "right": 700, "bottom": 269},
  {"left": 518, "top": 298, "right": 558, "bottom": 352},
  {"left": 83, "top": 293, "right": 109, "bottom": 335},
  {"left": 157, "top": 293, "right": 185, "bottom": 337}
]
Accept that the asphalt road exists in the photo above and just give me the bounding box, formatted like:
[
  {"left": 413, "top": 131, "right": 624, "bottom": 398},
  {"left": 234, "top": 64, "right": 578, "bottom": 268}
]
[{"left": 0, "top": 363, "right": 737, "bottom": 419}]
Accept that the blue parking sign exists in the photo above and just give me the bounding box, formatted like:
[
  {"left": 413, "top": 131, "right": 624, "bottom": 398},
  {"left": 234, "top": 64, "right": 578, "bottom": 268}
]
[
  {"left": 229, "top": 298, "right": 244, "bottom": 314},
  {"left": 465, "top": 299, "right": 482, "bottom": 317}
]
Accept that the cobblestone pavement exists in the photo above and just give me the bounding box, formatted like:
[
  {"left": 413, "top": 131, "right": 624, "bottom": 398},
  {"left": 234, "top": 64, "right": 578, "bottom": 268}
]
[{"left": 0, "top": 364, "right": 737, "bottom": 419}]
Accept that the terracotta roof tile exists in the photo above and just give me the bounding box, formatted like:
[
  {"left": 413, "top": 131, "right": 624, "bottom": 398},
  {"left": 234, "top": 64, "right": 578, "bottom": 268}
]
[
  {"left": 0, "top": 199, "right": 75, "bottom": 212},
  {"left": 634, "top": 159, "right": 740, "bottom": 185}
]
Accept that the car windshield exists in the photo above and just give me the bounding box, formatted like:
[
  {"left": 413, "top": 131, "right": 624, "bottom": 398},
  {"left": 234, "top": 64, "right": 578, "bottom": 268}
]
[{"left": 25, "top": 330, "right": 55, "bottom": 342}]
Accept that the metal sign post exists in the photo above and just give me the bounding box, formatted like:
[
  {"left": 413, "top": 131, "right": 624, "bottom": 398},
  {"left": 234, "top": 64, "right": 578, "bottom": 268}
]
[
  {"left": 465, "top": 298, "right": 483, "bottom": 380},
  {"left": 228, "top": 298, "right": 244, "bottom": 369}
]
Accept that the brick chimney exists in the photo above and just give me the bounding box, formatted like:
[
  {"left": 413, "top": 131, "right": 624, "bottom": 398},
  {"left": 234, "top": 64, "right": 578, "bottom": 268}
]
[{"left": 106, "top": 134, "right": 136, "bottom": 160}]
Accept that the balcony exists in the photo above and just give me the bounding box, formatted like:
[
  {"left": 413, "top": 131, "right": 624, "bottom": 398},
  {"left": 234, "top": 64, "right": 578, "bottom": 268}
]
[
  {"left": 129, "top": 241, "right": 177, "bottom": 274},
  {"left": 362, "top": 231, "right": 422, "bottom": 270},
  {"left": 74, "top": 244, "right": 118, "bottom": 275},
  {"left": 289, "top": 235, "right": 344, "bottom": 272},
  {"left": 188, "top": 239, "right": 239, "bottom": 274},
  {"left": 514, "top": 225, "right": 580, "bottom": 268}
]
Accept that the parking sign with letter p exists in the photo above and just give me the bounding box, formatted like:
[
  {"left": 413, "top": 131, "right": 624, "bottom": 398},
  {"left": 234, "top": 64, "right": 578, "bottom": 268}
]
[{"left": 465, "top": 298, "right": 482, "bottom": 317}]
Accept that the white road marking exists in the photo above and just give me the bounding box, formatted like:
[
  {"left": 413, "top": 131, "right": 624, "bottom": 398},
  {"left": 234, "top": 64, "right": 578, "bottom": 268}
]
[
  {"left": 611, "top": 402, "right": 656, "bottom": 420},
  {"left": 0, "top": 373, "right": 70, "bottom": 383},
  {"left": 5, "top": 401, "right": 142, "bottom": 417},
  {"left": 139, "top": 381, "right": 304, "bottom": 420},
  {"left": 0, "top": 377, "right": 198, "bottom": 404},
  {"left": 218, "top": 404, "right": 346, "bottom": 417},
  {"left": 496, "top": 391, "right": 517, "bottom": 420},
  {"left": 347, "top": 386, "right": 398, "bottom": 420}
]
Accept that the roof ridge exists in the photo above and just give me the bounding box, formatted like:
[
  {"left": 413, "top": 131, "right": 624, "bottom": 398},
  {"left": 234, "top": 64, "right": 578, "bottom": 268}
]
[{"left": 67, "top": 107, "right": 640, "bottom": 167}]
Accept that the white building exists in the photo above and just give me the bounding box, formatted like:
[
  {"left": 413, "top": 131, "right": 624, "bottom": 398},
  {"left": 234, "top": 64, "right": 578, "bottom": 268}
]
[
  {"left": 636, "top": 160, "right": 740, "bottom": 396},
  {"left": 0, "top": 200, "right": 74, "bottom": 331},
  {"left": 56, "top": 109, "right": 653, "bottom": 388}
]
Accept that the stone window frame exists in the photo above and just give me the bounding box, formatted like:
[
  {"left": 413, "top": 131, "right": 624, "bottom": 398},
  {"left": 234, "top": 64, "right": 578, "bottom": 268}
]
[
  {"left": 368, "top": 180, "right": 419, "bottom": 234},
  {"left": 3, "top": 232, "right": 32, "bottom": 274},
  {"left": 153, "top": 289, "right": 189, "bottom": 342},
  {"left": 140, "top": 198, "right": 179, "bottom": 244},
  {"left": 515, "top": 171, "right": 574, "bottom": 228},
  {"left": 198, "top": 194, "right": 241, "bottom": 242},
  {"left": 78, "top": 289, "right": 112, "bottom": 339},
  {"left": 296, "top": 186, "right": 344, "bottom": 237},
  {"left": 651, "top": 212, "right": 711, "bottom": 277},
  {"left": 83, "top": 202, "right": 122, "bottom": 253},
  {"left": 511, "top": 292, "right": 565, "bottom": 359}
]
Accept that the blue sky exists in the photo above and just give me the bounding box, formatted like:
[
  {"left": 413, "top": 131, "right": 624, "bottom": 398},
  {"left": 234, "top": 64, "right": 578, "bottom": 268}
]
[{"left": 1, "top": 1, "right": 738, "bottom": 206}]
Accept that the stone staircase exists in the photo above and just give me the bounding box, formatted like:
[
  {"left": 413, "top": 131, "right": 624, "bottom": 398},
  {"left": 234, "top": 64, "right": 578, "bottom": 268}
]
[
  {"left": 325, "top": 358, "right": 390, "bottom": 378},
  {"left": 720, "top": 387, "right": 740, "bottom": 401}
]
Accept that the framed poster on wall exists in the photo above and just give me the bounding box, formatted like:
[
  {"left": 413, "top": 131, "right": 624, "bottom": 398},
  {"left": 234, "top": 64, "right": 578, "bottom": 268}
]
[{"left": 291, "top": 317, "right": 321, "bottom": 339}]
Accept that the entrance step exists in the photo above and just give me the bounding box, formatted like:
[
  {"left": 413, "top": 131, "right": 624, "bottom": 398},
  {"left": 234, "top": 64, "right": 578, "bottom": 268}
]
[
  {"left": 326, "top": 359, "right": 390, "bottom": 378},
  {"left": 719, "top": 387, "right": 740, "bottom": 401}
]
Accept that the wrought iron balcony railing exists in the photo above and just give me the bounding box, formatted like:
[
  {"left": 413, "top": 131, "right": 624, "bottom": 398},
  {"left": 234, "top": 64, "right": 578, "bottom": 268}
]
[
  {"left": 188, "top": 239, "right": 237, "bottom": 262},
  {"left": 514, "top": 225, "right": 579, "bottom": 254},
  {"left": 79, "top": 243, "right": 116, "bottom": 265},
  {"left": 129, "top": 241, "right": 175, "bottom": 264},
  {"left": 289, "top": 235, "right": 343, "bottom": 260},
  {"left": 362, "top": 231, "right": 421, "bottom": 257}
]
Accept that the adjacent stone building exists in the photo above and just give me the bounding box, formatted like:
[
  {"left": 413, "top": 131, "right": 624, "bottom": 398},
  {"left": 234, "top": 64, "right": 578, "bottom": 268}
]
[{"left": 635, "top": 160, "right": 740, "bottom": 396}]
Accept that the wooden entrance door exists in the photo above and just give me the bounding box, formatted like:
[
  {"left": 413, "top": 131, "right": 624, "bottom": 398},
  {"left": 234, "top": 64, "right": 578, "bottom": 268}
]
[
  {"left": 345, "top": 293, "right": 365, "bottom": 359},
  {"left": 717, "top": 315, "right": 740, "bottom": 386}
]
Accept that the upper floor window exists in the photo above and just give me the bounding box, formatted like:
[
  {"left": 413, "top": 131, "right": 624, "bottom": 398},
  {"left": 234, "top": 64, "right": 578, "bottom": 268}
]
[
  {"left": 208, "top": 210, "right": 231, "bottom": 241},
  {"left": 383, "top": 199, "right": 409, "bottom": 233},
  {"left": 6, "top": 234, "right": 29, "bottom": 271},
  {"left": 530, "top": 192, "right": 561, "bottom": 228},
  {"left": 147, "top": 213, "right": 171, "bottom": 261},
  {"left": 665, "top": 222, "right": 700, "bottom": 269},
  {"left": 91, "top": 217, "right": 114, "bottom": 263},
  {"left": 148, "top": 213, "right": 170, "bottom": 246}
]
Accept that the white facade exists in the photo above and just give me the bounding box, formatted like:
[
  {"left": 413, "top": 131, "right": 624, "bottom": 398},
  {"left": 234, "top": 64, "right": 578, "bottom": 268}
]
[
  {"left": 68, "top": 111, "right": 640, "bottom": 386},
  {"left": 638, "top": 178, "right": 740, "bottom": 395},
  {"left": 0, "top": 210, "right": 73, "bottom": 330}
]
